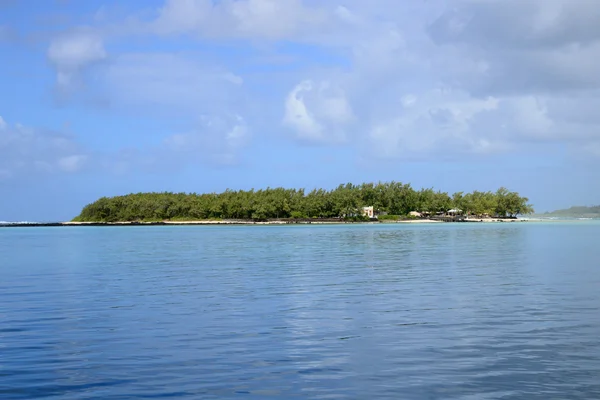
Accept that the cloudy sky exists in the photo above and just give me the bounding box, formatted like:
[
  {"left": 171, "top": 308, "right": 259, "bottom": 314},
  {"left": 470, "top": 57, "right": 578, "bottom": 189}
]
[{"left": 1, "top": 0, "right": 599, "bottom": 221}]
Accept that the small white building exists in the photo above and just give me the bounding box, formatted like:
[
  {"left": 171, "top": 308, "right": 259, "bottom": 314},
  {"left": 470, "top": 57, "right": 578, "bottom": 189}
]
[{"left": 362, "top": 206, "right": 375, "bottom": 218}]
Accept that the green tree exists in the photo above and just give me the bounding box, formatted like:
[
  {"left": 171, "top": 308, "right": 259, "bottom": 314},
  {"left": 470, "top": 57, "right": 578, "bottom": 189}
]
[{"left": 72, "top": 182, "right": 534, "bottom": 222}]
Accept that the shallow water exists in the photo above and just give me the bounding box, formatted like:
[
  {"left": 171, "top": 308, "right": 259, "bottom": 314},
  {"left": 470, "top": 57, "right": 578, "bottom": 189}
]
[{"left": 1, "top": 222, "right": 600, "bottom": 399}]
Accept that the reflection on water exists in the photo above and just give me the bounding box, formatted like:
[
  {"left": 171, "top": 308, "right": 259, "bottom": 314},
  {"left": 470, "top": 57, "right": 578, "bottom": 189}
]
[{"left": 1, "top": 222, "right": 600, "bottom": 399}]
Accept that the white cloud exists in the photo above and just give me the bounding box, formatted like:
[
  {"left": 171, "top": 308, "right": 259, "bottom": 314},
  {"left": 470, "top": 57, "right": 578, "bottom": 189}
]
[
  {"left": 401, "top": 95, "right": 417, "bottom": 107},
  {"left": 227, "top": 0, "right": 323, "bottom": 39},
  {"left": 0, "top": 116, "right": 6, "bottom": 130},
  {"left": 431, "top": 0, "right": 600, "bottom": 48},
  {"left": 100, "top": 53, "right": 244, "bottom": 116},
  {"left": 283, "top": 82, "right": 323, "bottom": 140},
  {"left": 283, "top": 80, "right": 354, "bottom": 143},
  {"left": 47, "top": 29, "right": 107, "bottom": 93},
  {"left": 153, "top": 0, "right": 331, "bottom": 41},
  {"left": 91, "top": 52, "right": 251, "bottom": 165},
  {"left": 47, "top": 32, "right": 106, "bottom": 70},
  {"left": 428, "top": 0, "right": 600, "bottom": 95},
  {"left": 98, "top": 116, "right": 251, "bottom": 173},
  {"left": 0, "top": 118, "right": 88, "bottom": 180},
  {"left": 334, "top": 5, "right": 360, "bottom": 25},
  {"left": 152, "top": 0, "right": 218, "bottom": 36},
  {"left": 301, "top": 0, "right": 600, "bottom": 159},
  {"left": 365, "top": 90, "right": 505, "bottom": 160},
  {"left": 58, "top": 155, "right": 88, "bottom": 172},
  {"left": 35, "top": 0, "right": 600, "bottom": 163},
  {"left": 163, "top": 114, "right": 250, "bottom": 166},
  {"left": 509, "top": 97, "right": 554, "bottom": 138},
  {"left": 223, "top": 72, "right": 244, "bottom": 85}
]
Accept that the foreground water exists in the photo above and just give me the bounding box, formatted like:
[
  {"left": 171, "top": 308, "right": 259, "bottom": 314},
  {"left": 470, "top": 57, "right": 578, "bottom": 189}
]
[{"left": 1, "top": 222, "right": 599, "bottom": 399}]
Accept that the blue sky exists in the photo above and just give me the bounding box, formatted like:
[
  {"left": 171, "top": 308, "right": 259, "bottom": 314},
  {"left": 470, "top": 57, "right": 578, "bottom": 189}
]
[{"left": 1, "top": 0, "right": 600, "bottom": 221}]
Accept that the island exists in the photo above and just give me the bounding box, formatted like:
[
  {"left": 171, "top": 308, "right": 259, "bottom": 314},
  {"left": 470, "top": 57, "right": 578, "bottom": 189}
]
[
  {"left": 537, "top": 205, "right": 600, "bottom": 219},
  {"left": 62, "top": 182, "right": 534, "bottom": 225}
]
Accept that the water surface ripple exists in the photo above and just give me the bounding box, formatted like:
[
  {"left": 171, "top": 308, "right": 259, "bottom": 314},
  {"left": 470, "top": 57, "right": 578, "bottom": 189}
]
[{"left": 1, "top": 222, "right": 600, "bottom": 399}]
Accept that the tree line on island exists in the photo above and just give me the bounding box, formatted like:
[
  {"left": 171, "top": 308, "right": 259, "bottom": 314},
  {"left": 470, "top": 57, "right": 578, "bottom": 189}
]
[
  {"left": 72, "top": 182, "right": 534, "bottom": 222},
  {"left": 540, "top": 205, "right": 600, "bottom": 218}
]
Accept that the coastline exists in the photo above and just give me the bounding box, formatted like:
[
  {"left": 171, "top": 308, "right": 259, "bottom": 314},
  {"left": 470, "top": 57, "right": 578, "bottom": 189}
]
[{"left": 0, "top": 217, "right": 550, "bottom": 228}]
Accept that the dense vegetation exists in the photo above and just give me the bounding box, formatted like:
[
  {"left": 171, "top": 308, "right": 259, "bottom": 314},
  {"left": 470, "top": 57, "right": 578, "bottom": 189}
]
[
  {"left": 72, "top": 182, "right": 534, "bottom": 222},
  {"left": 540, "top": 205, "right": 600, "bottom": 218}
]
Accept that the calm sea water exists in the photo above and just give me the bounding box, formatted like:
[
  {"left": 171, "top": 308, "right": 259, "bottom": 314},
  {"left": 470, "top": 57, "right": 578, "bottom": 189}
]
[{"left": 1, "top": 222, "right": 600, "bottom": 399}]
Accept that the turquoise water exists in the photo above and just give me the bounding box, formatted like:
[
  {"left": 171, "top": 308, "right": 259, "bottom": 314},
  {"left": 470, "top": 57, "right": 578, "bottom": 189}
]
[{"left": 1, "top": 222, "right": 600, "bottom": 399}]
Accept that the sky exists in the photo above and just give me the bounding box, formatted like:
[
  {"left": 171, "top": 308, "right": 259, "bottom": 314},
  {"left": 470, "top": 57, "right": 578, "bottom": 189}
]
[{"left": 1, "top": 0, "right": 600, "bottom": 221}]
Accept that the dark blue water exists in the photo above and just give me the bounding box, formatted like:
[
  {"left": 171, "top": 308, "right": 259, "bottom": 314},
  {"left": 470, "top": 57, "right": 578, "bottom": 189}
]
[{"left": 1, "top": 222, "right": 600, "bottom": 399}]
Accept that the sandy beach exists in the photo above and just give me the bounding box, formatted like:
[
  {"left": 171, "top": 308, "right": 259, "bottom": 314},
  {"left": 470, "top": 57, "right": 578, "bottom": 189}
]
[
  {"left": 63, "top": 220, "right": 372, "bottom": 226},
  {"left": 60, "top": 217, "right": 537, "bottom": 226},
  {"left": 1, "top": 218, "right": 580, "bottom": 228}
]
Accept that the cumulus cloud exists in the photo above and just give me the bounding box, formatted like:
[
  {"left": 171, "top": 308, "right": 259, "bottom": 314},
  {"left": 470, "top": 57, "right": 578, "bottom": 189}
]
[
  {"left": 0, "top": 117, "right": 88, "bottom": 180},
  {"left": 429, "top": 0, "right": 600, "bottom": 49},
  {"left": 428, "top": 0, "right": 600, "bottom": 95},
  {"left": 35, "top": 0, "right": 600, "bottom": 163},
  {"left": 283, "top": 80, "right": 354, "bottom": 144},
  {"left": 47, "top": 29, "right": 107, "bottom": 93},
  {"left": 279, "top": 0, "right": 600, "bottom": 159},
  {"left": 365, "top": 90, "right": 506, "bottom": 160}
]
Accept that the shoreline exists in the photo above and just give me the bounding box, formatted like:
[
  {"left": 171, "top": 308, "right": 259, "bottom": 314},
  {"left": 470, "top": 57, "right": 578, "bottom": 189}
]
[{"left": 0, "top": 217, "right": 550, "bottom": 228}]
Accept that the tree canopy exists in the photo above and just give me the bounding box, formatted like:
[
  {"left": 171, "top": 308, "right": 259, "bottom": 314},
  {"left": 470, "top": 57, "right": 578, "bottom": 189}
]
[{"left": 72, "top": 182, "right": 534, "bottom": 222}]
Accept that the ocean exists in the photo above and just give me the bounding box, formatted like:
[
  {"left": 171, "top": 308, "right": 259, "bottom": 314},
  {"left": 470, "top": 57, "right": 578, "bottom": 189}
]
[{"left": 1, "top": 221, "right": 599, "bottom": 399}]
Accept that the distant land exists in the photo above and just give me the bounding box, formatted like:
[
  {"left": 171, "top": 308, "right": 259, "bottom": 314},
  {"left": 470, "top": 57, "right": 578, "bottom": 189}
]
[
  {"left": 0, "top": 183, "right": 537, "bottom": 226},
  {"left": 538, "top": 205, "right": 600, "bottom": 218},
  {"left": 70, "top": 182, "right": 533, "bottom": 223}
]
